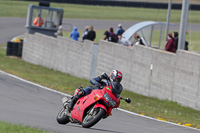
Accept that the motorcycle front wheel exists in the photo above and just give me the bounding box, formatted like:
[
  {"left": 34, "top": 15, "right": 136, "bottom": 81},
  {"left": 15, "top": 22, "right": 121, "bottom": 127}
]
[
  {"left": 56, "top": 108, "right": 70, "bottom": 124},
  {"left": 82, "top": 107, "right": 106, "bottom": 128}
]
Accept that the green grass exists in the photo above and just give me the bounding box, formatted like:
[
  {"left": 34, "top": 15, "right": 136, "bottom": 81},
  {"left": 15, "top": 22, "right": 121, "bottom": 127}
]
[
  {"left": 0, "top": 0, "right": 200, "bottom": 23},
  {"left": 1, "top": 0, "right": 200, "bottom": 130},
  {"left": 0, "top": 45, "right": 200, "bottom": 129},
  {"left": 0, "top": 121, "right": 48, "bottom": 133},
  {"left": 120, "top": 90, "right": 200, "bottom": 127},
  {"left": 0, "top": 49, "right": 90, "bottom": 94}
]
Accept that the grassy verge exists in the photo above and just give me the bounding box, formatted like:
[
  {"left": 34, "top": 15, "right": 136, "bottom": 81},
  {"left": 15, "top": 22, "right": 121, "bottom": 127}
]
[
  {"left": 0, "top": 121, "right": 48, "bottom": 133},
  {"left": 0, "top": 0, "right": 200, "bottom": 23},
  {"left": 0, "top": 45, "right": 200, "bottom": 129}
]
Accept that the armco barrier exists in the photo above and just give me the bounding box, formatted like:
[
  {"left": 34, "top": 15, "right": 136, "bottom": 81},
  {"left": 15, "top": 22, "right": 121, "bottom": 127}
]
[{"left": 22, "top": 33, "right": 200, "bottom": 110}]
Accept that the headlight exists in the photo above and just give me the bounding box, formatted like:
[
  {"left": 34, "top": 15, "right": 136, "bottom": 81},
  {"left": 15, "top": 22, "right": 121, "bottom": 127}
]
[
  {"left": 104, "top": 92, "right": 111, "bottom": 101},
  {"left": 108, "top": 100, "right": 117, "bottom": 107},
  {"left": 103, "top": 92, "right": 117, "bottom": 107}
]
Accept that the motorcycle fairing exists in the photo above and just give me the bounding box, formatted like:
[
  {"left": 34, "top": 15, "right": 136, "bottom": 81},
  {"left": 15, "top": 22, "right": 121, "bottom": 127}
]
[{"left": 71, "top": 89, "right": 104, "bottom": 122}]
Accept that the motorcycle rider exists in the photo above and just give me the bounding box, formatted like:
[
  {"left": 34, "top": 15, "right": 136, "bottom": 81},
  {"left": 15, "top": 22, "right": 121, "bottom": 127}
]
[{"left": 67, "top": 70, "right": 123, "bottom": 112}]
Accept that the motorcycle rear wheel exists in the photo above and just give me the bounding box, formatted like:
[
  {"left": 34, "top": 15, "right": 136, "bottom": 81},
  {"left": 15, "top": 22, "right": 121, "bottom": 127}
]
[
  {"left": 56, "top": 108, "right": 70, "bottom": 124},
  {"left": 82, "top": 107, "right": 106, "bottom": 128}
]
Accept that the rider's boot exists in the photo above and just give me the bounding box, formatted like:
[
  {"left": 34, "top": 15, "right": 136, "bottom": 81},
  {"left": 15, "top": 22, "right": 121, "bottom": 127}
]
[{"left": 67, "top": 90, "right": 85, "bottom": 113}]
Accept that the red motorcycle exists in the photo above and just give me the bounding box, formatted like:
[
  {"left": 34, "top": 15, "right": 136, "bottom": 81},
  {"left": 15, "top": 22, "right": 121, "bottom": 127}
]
[{"left": 56, "top": 85, "right": 131, "bottom": 128}]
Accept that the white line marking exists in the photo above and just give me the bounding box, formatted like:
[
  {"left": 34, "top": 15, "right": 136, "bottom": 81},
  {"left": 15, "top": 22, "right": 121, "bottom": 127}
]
[
  {"left": 117, "top": 108, "right": 200, "bottom": 131},
  {"left": 0, "top": 70, "right": 71, "bottom": 97},
  {"left": 0, "top": 70, "right": 199, "bottom": 131}
]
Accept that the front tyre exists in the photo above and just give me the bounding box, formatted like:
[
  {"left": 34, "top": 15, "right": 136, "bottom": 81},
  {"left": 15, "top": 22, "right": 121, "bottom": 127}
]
[
  {"left": 82, "top": 107, "right": 106, "bottom": 128},
  {"left": 56, "top": 108, "right": 70, "bottom": 124}
]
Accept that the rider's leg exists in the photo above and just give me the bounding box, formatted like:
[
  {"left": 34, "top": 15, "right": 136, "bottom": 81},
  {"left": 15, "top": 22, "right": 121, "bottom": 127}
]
[
  {"left": 67, "top": 86, "right": 94, "bottom": 112},
  {"left": 67, "top": 89, "right": 85, "bottom": 112},
  {"left": 83, "top": 86, "right": 93, "bottom": 95}
]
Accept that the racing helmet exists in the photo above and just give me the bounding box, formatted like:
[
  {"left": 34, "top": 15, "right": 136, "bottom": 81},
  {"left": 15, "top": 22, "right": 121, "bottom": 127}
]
[{"left": 109, "top": 70, "right": 123, "bottom": 82}]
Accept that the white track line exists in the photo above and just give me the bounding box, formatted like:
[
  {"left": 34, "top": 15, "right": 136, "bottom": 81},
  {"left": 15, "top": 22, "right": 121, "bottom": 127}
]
[
  {"left": 0, "top": 70, "right": 199, "bottom": 131},
  {"left": 117, "top": 108, "right": 200, "bottom": 131},
  {"left": 0, "top": 70, "right": 71, "bottom": 97}
]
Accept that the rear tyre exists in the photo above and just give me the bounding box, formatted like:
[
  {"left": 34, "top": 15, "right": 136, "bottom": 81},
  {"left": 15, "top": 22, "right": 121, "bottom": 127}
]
[
  {"left": 56, "top": 108, "right": 70, "bottom": 124},
  {"left": 82, "top": 107, "right": 106, "bottom": 128}
]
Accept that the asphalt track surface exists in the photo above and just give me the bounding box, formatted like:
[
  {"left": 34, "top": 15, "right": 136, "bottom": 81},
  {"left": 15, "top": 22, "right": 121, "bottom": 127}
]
[
  {"left": 0, "top": 71, "right": 200, "bottom": 133},
  {"left": 0, "top": 17, "right": 200, "bottom": 133},
  {"left": 1, "top": 17, "right": 200, "bottom": 45}
]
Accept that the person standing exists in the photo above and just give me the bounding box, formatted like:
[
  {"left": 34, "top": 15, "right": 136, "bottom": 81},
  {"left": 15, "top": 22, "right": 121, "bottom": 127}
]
[
  {"left": 33, "top": 14, "right": 44, "bottom": 27},
  {"left": 173, "top": 31, "right": 189, "bottom": 51},
  {"left": 104, "top": 27, "right": 118, "bottom": 43},
  {"left": 117, "top": 35, "right": 130, "bottom": 46},
  {"left": 173, "top": 32, "right": 179, "bottom": 50},
  {"left": 132, "top": 33, "right": 146, "bottom": 46},
  {"left": 85, "top": 25, "right": 96, "bottom": 41},
  {"left": 104, "top": 28, "right": 118, "bottom": 43},
  {"left": 82, "top": 26, "right": 89, "bottom": 40},
  {"left": 109, "top": 27, "right": 118, "bottom": 41},
  {"left": 115, "top": 23, "right": 125, "bottom": 36},
  {"left": 70, "top": 27, "right": 80, "bottom": 41},
  {"left": 56, "top": 25, "right": 63, "bottom": 36},
  {"left": 165, "top": 33, "right": 176, "bottom": 53}
]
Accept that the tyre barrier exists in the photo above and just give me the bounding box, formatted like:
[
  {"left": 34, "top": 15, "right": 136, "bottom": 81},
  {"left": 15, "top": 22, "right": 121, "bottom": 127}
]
[{"left": 6, "top": 41, "right": 23, "bottom": 57}]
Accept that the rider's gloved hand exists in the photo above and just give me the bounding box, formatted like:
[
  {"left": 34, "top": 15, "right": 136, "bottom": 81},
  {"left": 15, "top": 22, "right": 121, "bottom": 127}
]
[
  {"left": 95, "top": 83, "right": 102, "bottom": 88},
  {"left": 100, "top": 73, "right": 109, "bottom": 80}
]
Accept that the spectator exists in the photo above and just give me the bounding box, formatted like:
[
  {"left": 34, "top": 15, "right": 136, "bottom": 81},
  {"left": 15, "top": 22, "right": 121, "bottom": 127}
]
[
  {"left": 117, "top": 35, "right": 130, "bottom": 46},
  {"left": 56, "top": 25, "right": 63, "bottom": 36},
  {"left": 82, "top": 26, "right": 89, "bottom": 40},
  {"left": 173, "top": 31, "right": 179, "bottom": 50},
  {"left": 85, "top": 25, "right": 96, "bottom": 41},
  {"left": 104, "top": 27, "right": 118, "bottom": 43},
  {"left": 33, "top": 14, "right": 44, "bottom": 27},
  {"left": 104, "top": 30, "right": 118, "bottom": 43},
  {"left": 185, "top": 41, "right": 189, "bottom": 51},
  {"left": 115, "top": 23, "right": 125, "bottom": 36},
  {"left": 173, "top": 31, "right": 189, "bottom": 51},
  {"left": 165, "top": 33, "right": 176, "bottom": 53},
  {"left": 132, "top": 33, "right": 147, "bottom": 46},
  {"left": 70, "top": 27, "right": 80, "bottom": 41},
  {"left": 109, "top": 27, "right": 118, "bottom": 41}
]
